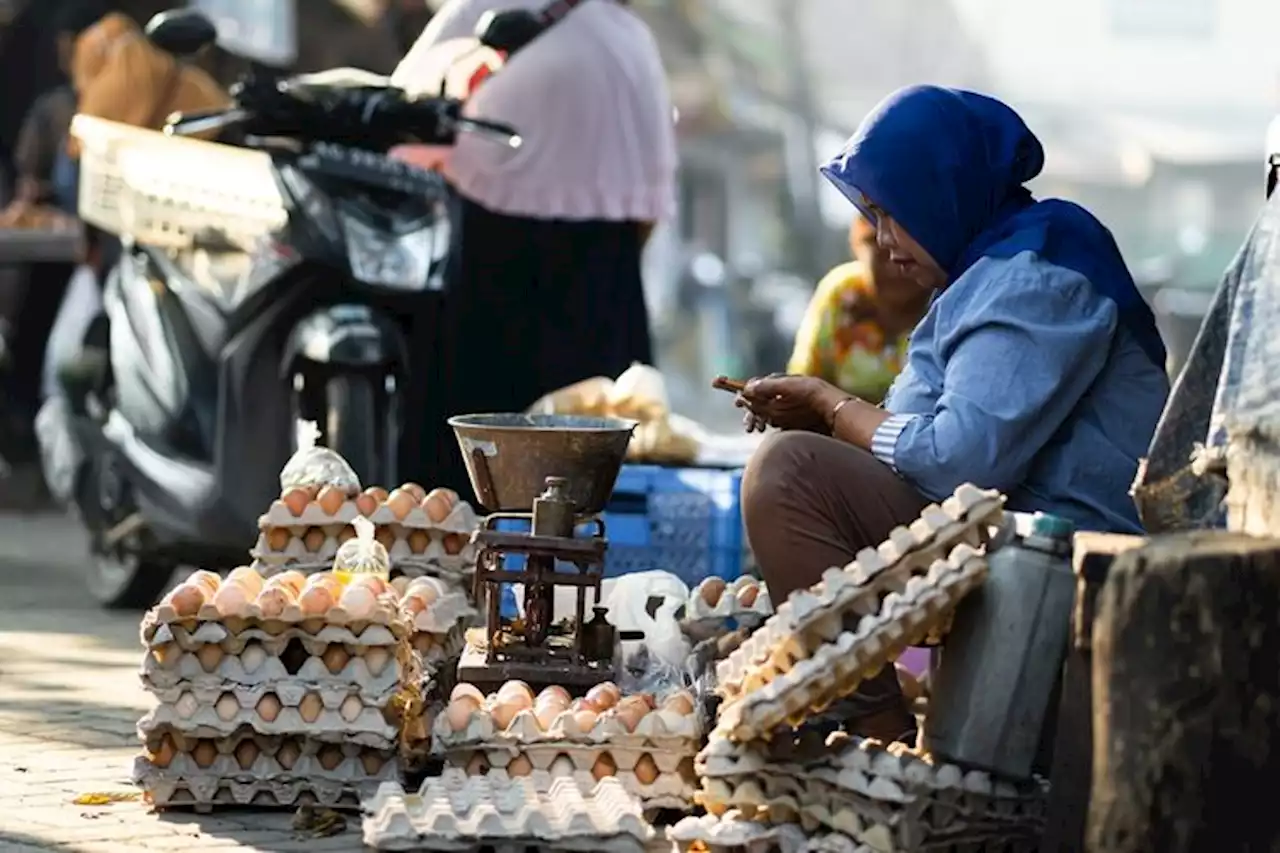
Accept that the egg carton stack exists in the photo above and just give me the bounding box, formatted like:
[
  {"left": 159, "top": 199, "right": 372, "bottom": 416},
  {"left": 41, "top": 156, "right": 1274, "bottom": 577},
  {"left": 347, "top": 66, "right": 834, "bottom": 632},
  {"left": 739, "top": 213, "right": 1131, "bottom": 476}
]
[
  {"left": 133, "top": 568, "right": 432, "bottom": 810},
  {"left": 693, "top": 731, "right": 1047, "bottom": 853},
  {"left": 389, "top": 575, "right": 474, "bottom": 677},
  {"left": 362, "top": 767, "right": 654, "bottom": 852},
  {"left": 433, "top": 680, "right": 701, "bottom": 810},
  {"left": 712, "top": 484, "right": 1005, "bottom": 744},
  {"left": 681, "top": 577, "right": 773, "bottom": 642},
  {"left": 251, "top": 482, "right": 481, "bottom": 580}
]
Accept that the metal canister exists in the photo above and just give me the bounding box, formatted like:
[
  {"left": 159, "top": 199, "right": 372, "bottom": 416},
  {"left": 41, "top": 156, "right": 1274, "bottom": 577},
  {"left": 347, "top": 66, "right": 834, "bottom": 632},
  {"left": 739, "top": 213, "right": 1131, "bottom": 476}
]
[
  {"left": 924, "top": 512, "right": 1076, "bottom": 781},
  {"left": 581, "top": 606, "right": 616, "bottom": 662}
]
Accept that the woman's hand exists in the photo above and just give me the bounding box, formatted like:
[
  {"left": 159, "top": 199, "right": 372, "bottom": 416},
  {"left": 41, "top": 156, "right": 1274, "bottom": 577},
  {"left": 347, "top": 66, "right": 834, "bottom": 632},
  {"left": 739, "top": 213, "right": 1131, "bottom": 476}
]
[{"left": 735, "top": 374, "right": 848, "bottom": 433}]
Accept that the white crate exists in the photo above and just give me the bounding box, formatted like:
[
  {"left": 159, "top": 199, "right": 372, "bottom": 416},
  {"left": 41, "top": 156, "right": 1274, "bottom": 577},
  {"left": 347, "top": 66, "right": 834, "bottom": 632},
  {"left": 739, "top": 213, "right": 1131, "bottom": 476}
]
[{"left": 71, "top": 114, "right": 288, "bottom": 250}]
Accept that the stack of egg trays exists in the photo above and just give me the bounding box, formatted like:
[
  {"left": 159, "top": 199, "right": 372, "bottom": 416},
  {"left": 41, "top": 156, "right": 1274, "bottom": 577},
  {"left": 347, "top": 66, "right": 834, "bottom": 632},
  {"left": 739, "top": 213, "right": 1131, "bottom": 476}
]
[
  {"left": 134, "top": 601, "right": 424, "bottom": 810},
  {"left": 682, "top": 576, "right": 774, "bottom": 642},
  {"left": 432, "top": 704, "right": 700, "bottom": 810},
  {"left": 670, "top": 815, "right": 1038, "bottom": 853},
  {"left": 361, "top": 767, "right": 655, "bottom": 852},
  {"left": 713, "top": 484, "right": 1005, "bottom": 744},
  {"left": 250, "top": 495, "right": 480, "bottom": 579},
  {"left": 694, "top": 731, "right": 1047, "bottom": 853}
]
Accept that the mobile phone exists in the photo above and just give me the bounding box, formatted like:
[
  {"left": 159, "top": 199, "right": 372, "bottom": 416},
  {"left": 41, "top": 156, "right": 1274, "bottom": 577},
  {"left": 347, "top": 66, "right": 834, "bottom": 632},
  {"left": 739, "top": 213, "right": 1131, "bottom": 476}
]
[{"left": 712, "top": 375, "right": 746, "bottom": 394}]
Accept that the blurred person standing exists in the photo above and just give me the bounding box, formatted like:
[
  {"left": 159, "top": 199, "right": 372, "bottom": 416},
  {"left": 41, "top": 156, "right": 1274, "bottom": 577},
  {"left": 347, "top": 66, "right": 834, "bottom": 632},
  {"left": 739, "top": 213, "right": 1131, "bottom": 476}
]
[
  {"left": 788, "top": 215, "right": 930, "bottom": 403},
  {"left": 391, "top": 0, "right": 677, "bottom": 496}
]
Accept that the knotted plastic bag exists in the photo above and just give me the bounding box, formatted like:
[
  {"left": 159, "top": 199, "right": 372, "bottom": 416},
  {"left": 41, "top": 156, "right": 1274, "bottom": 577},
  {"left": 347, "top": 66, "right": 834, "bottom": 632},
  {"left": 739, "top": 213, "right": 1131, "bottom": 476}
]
[
  {"left": 279, "top": 419, "right": 361, "bottom": 495},
  {"left": 333, "top": 516, "right": 390, "bottom": 583}
]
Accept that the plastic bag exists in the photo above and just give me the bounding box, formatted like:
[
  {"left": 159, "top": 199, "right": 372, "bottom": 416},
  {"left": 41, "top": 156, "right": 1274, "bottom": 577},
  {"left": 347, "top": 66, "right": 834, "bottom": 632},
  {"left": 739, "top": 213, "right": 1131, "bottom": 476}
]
[
  {"left": 333, "top": 516, "right": 390, "bottom": 583},
  {"left": 605, "top": 571, "right": 692, "bottom": 695},
  {"left": 526, "top": 376, "right": 615, "bottom": 418},
  {"left": 279, "top": 419, "right": 361, "bottom": 495}
]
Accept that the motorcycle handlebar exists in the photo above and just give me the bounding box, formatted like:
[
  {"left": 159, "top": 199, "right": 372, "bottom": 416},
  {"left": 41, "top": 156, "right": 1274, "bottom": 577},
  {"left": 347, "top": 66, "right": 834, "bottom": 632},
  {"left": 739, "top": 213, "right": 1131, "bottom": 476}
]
[{"left": 164, "top": 107, "right": 250, "bottom": 137}]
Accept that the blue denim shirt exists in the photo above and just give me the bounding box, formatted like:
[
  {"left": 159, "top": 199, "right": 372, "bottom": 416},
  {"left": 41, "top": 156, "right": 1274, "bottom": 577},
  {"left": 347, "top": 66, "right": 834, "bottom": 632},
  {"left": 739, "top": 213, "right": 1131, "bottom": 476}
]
[{"left": 870, "top": 251, "right": 1170, "bottom": 533}]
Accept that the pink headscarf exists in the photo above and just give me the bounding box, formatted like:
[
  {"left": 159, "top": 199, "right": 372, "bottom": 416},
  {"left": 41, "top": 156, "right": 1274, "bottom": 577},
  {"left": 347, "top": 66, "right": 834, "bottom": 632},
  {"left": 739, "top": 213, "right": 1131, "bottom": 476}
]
[{"left": 393, "top": 0, "right": 676, "bottom": 222}]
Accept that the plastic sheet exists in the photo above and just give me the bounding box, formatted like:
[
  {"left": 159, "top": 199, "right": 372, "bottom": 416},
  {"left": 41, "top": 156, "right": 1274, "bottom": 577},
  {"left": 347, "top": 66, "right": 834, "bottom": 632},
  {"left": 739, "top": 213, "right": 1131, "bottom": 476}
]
[{"left": 279, "top": 420, "right": 361, "bottom": 495}]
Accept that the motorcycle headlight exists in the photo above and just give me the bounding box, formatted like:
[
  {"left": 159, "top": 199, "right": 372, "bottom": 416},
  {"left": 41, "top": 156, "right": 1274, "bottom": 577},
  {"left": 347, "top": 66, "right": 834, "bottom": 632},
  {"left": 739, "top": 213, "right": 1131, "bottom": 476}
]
[{"left": 343, "top": 214, "right": 446, "bottom": 291}]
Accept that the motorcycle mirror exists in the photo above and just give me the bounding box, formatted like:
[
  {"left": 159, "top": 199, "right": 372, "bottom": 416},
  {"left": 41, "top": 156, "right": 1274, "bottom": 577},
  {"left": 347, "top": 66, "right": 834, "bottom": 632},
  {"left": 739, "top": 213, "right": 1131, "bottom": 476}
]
[{"left": 145, "top": 9, "right": 219, "bottom": 58}]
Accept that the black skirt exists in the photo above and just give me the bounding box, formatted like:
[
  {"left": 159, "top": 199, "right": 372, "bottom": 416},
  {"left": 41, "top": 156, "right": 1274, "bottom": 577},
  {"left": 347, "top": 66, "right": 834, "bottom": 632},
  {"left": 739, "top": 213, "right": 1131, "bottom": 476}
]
[{"left": 420, "top": 195, "right": 654, "bottom": 500}]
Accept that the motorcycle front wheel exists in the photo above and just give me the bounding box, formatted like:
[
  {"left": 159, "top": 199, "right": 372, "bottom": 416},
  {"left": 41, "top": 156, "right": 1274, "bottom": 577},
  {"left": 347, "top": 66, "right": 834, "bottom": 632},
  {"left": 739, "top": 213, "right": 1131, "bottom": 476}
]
[
  {"left": 325, "top": 374, "right": 382, "bottom": 487},
  {"left": 88, "top": 548, "right": 173, "bottom": 609}
]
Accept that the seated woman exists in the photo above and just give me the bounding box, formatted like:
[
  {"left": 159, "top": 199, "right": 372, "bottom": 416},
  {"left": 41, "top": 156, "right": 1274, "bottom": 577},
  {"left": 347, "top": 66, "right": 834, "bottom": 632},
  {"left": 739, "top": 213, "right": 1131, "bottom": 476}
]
[
  {"left": 788, "top": 214, "right": 930, "bottom": 403},
  {"left": 736, "top": 85, "right": 1170, "bottom": 741}
]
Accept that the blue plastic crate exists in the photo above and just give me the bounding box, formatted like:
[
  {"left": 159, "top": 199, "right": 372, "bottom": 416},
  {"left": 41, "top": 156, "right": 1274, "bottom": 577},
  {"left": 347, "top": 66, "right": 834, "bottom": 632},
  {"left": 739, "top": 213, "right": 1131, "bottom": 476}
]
[{"left": 493, "top": 464, "right": 749, "bottom": 588}]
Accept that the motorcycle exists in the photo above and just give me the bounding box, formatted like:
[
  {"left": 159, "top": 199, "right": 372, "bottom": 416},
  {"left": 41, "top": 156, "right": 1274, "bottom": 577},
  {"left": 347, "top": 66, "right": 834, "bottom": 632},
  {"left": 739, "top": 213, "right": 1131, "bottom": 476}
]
[{"left": 42, "top": 9, "right": 519, "bottom": 607}]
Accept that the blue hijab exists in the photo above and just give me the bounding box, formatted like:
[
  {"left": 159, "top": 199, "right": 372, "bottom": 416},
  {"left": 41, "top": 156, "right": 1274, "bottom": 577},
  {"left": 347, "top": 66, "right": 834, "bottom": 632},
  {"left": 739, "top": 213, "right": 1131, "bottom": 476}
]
[{"left": 820, "top": 85, "right": 1167, "bottom": 369}]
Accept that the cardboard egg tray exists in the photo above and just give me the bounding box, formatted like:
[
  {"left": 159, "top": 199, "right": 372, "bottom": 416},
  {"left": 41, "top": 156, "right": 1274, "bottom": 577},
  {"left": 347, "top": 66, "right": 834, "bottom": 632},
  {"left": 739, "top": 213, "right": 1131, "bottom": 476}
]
[
  {"left": 694, "top": 733, "right": 1046, "bottom": 853},
  {"left": 361, "top": 768, "right": 654, "bottom": 852},
  {"left": 442, "top": 746, "right": 697, "bottom": 810},
  {"left": 144, "top": 618, "right": 405, "bottom": 654},
  {"left": 683, "top": 577, "right": 774, "bottom": 640},
  {"left": 143, "top": 601, "right": 410, "bottom": 647},
  {"left": 253, "top": 499, "right": 480, "bottom": 576},
  {"left": 713, "top": 544, "right": 988, "bottom": 743},
  {"left": 434, "top": 705, "right": 700, "bottom": 754},
  {"left": 716, "top": 485, "right": 1004, "bottom": 702},
  {"left": 668, "top": 810, "right": 808, "bottom": 853},
  {"left": 133, "top": 730, "right": 400, "bottom": 810}
]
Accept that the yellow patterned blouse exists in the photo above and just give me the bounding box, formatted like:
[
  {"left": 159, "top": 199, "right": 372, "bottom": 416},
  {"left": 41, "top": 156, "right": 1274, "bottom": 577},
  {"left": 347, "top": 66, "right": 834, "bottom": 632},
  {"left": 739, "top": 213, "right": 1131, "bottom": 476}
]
[{"left": 787, "top": 261, "right": 910, "bottom": 404}]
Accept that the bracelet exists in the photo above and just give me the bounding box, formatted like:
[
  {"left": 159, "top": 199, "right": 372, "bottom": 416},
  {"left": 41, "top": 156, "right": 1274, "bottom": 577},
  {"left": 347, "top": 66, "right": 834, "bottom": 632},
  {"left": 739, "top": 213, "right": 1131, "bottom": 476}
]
[{"left": 828, "top": 396, "right": 856, "bottom": 430}]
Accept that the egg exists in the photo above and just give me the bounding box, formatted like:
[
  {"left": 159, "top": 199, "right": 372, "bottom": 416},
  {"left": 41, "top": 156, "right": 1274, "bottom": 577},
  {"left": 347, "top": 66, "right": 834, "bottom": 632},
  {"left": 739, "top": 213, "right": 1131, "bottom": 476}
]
[
  {"left": 390, "top": 576, "right": 411, "bottom": 596},
  {"left": 585, "top": 683, "right": 619, "bottom": 711},
  {"left": 355, "top": 491, "right": 380, "bottom": 517},
  {"left": 212, "top": 581, "right": 251, "bottom": 617},
  {"left": 443, "top": 533, "right": 467, "bottom": 555},
  {"left": 533, "top": 701, "right": 561, "bottom": 730},
  {"left": 215, "top": 693, "right": 240, "bottom": 721},
  {"left": 349, "top": 574, "right": 389, "bottom": 597},
  {"left": 572, "top": 709, "right": 599, "bottom": 732},
  {"left": 192, "top": 741, "right": 218, "bottom": 768},
  {"left": 266, "top": 527, "right": 290, "bottom": 551},
  {"left": 295, "top": 585, "right": 334, "bottom": 618},
  {"left": 445, "top": 697, "right": 480, "bottom": 732},
  {"left": 316, "top": 485, "right": 346, "bottom": 516},
  {"left": 364, "top": 647, "right": 391, "bottom": 676},
  {"left": 423, "top": 489, "right": 452, "bottom": 523},
  {"left": 267, "top": 571, "right": 307, "bottom": 595},
  {"left": 633, "top": 753, "right": 660, "bottom": 786},
  {"left": 196, "top": 643, "right": 224, "bottom": 672},
  {"left": 337, "top": 525, "right": 358, "bottom": 544},
  {"left": 339, "top": 695, "right": 364, "bottom": 723},
  {"left": 736, "top": 582, "right": 759, "bottom": 608},
  {"left": 151, "top": 736, "right": 176, "bottom": 768},
  {"left": 451, "top": 683, "right": 486, "bottom": 704},
  {"left": 407, "top": 530, "right": 431, "bottom": 554},
  {"left": 549, "top": 755, "right": 575, "bottom": 777},
  {"left": 660, "top": 691, "right": 695, "bottom": 716},
  {"left": 507, "top": 754, "right": 534, "bottom": 777},
  {"left": 401, "top": 482, "right": 427, "bottom": 502},
  {"left": 275, "top": 739, "right": 301, "bottom": 770},
  {"left": 240, "top": 644, "right": 268, "bottom": 673},
  {"left": 361, "top": 751, "right": 385, "bottom": 775},
  {"left": 490, "top": 698, "right": 522, "bottom": 730},
  {"left": 321, "top": 644, "right": 350, "bottom": 674},
  {"left": 537, "top": 685, "right": 572, "bottom": 706},
  {"left": 699, "top": 577, "right": 726, "bottom": 607},
  {"left": 165, "top": 582, "right": 206, "bottom": 617},
  {"left": 338, "top": 584, "right": 377, "bottom": 619},
  {"left": 255, "top": 587, "right": 292, "bottom": 618},
  {"left": 256, "top": 693, "right": 282, "bottom": 722},
  {"left": 614, "top": 705, "right": 645, "bottom": 733},
  {"left": 465, "top": 752, "right": 489, "bottom": 776},
  {"left": 282, "top": 486, "right": 310, "bottom": 516},
  {"left": 374, "top": 525, "right": 397, "bottom": 551},
  {"left": 227, "top": 566, "right": 264, "bottom": 595},
  {"left": 497, "top": 680, "right": 534, "bottom": 705},
  {"left": 188, "top": 570, "right": 222, "bottom": 595},
  {"left": 302, "top": 527, "right": 327, "bottom": 552},
  {"left": 591, "top": 753, "right": 617, "bottom": 780},
  {"left": 386, "top": 489, "right": 416, "bottom": 520},
  {"left": 366, "top": 486, "right": 390, "bottom": 503},
  {"left": 319, "top": 745, "right": 345, "bottom": 771},
  {"left": 400, "top": 592, "right": 429, "bottom": 619},
  {"left": 299, "top": 693, "right": 324, "bottom": 723}
]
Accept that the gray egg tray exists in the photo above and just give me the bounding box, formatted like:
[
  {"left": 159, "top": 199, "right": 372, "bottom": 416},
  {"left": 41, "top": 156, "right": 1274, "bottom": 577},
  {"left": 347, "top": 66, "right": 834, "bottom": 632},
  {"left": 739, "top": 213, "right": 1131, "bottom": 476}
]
[
  {"left": 361, "top": 768, "right": 655, "bottom": 852},
  {"left": 251, "top": 528, "right": 477, "bottom": 577},
  {"left": 144, "top": 615, "right": 405, "bottom": 652},
  {"left": 716, "top": 485, "right": 1003, "bottom": 700},
  {"left": 258, "top": 496, "right": 479, "bottom": 532},
  {"left": 714, "top": 545, "right": 988, "bottom": 743},
  {"left": 668, "top": 811, "right": 808, "bottom": 853},
  {"left": 142, "top": 644, "right": 414, "bottom": 699}
]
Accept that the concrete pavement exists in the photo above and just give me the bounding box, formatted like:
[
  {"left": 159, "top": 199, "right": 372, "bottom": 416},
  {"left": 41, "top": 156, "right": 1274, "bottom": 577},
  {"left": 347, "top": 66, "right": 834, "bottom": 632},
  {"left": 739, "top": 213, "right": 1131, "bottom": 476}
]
[{"left": 0, "top": 513, "right": 368, "bottom": 852}]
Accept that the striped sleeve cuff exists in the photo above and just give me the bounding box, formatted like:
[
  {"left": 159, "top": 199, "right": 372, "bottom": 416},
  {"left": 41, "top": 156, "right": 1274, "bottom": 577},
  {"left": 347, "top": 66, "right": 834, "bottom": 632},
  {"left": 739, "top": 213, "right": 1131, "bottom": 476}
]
[{"left": 870, "top": 413, "right": 917, "bottom": 472}]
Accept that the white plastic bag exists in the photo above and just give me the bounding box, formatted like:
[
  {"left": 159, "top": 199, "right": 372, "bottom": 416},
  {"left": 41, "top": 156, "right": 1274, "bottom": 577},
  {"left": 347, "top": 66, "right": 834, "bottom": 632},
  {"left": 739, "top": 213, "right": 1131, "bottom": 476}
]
[
  {"left": 333, "top": 516, "right": 390, "bottom": 582},
  {"left": 279, "top": 419, "right": 361, "bottom": 495},
  {"left": 605, "top": 571, "right": 692, "bottom": 685}
]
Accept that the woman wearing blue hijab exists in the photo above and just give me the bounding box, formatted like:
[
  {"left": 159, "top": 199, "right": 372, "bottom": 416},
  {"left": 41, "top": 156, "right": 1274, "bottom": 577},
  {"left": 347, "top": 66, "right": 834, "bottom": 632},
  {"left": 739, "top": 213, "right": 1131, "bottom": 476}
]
[{"left": 734, "top": 85, "right": 1170, "bottom": 743}]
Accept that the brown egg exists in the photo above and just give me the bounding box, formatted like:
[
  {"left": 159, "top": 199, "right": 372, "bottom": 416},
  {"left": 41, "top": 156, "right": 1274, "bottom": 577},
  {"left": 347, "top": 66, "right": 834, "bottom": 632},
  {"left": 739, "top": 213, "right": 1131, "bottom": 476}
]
[
  {"left": 338, "top": 585, "right": 377, "bottom": 619},
  {"left": 507, "top": 754, "right": 534, "bottom": 777},
  {"left": 533, "top": 701, "right": 562, "bottom": 730},
  {"left": 700, "top": 577, "right": 726, "bottom": 607},
  {"left": 465, "top": 752, "right": 489, "bottom": 776},
  {"left": 188, "top": 570, "right": 223, "bottom": 595},
  {"left": 361, "top": 751, "right": 385, "bottom": 775},
  {"left": 736, "top": 582, "right": 759, "bottom": 608},
  {"left": 256, "top": 693, "right": 282, "bottom": 722},
  {"left": 192, "top": 741, "right": 218, "bottom": 769},
  {"left": 165, "top": 582, "right": 206, "bottom": 617},
  {"left": 355, "top": 491, "right": 379, "bottom": 517},
  {"left": 212, "top": 582, "right": 251, "bottom": 617},
  {"left": 337, "top": 525, "right": 358, "bottom": 544},
  {"left": 195, "top": 644, "right": 224, "bottom": 672},
  {"left": 497, "top": 680, "right": 535, "bottom": 705},
  {"left": 401, "top": 592, "right": 429, "bottom": 619},
  {"left": 386, "top": 489, "right": 416, "bottom": 520},
  {"left": 227, "top": 566, "right": 264, "bottom": 595},
  {"left": 316, "top": 485, "right": 346, "bottom": 516},
  {"left": 401, "top": 482, "right": 427, "bottom": 502},
  {"left": 321, "top": 644, "right": 350, "bottom": 674},
  {"left": 423, "top": 489, "right": 452, "bottom": 523},
  {"left": 451, "top": 683, "right": 486, "bottom": 704},
  {"left": 276, "top": 739, "right": 301, "bottom": 770},
  {"left": 443, "top": 533, "right": 467, "bottom": 555},
  {"left": 660, "top": 691, "right": 695, "bottom": 716},
  {"left": 374, "top": 525, "right": 397, "bottom": 551},
  {"left": 364, "top": 647, "right": 391, "bottom": 676},
  {"left": 445, "top": 697, "right": 480, "bottom": 732},
  {"left": 319, "top": 745, "right": 345, "bottom": 771},
  {"left": 267, "top": 570, "right": 307, "bottom": 595},
  {"left": 585, "top": 683, "right": 619, "bottom": 711},
  {"left": 339, "top": 695, "right": 364, "bottom": 723},
  {"left": 255, "top": 587, "right": 292, "bottom": 618},
  {"left": 614, "top": 705, "right": 645, "bottom": 733},
  {"left": 407, "top": 530, "right": 430, "bottom": 554},
  {"left": 572, "top": 709, "right": 599, "bottom": 732},
  {"left": 282, "top": 487, "right": 310, "bottom": 516},
  {"left": 302, "top": 527, "right": 327, "bottom": 553},
  {"left": 366, "top": 486, "right": 390, "bottom": 503},
  {"left": 151, "top": 736, "right": 176, "bottom": 768},
  {"left": 536, "top": 685, "right": 572, "bottom": 706},
  {"left": 215, "top": 694, "right": 240, "bottom": 721},
  {"left": 296, "top": 585, "right": 333, "bottom": 618},
  {"left": 490, "top": 698, "right": 522, "bottom": 730},
  {"left": 617, "top": 695, "right": 652, "bottom": 716},
  {"left": 266, "top": 527, "right": 290, "bottom": 551},
  {"left": 349, "top": 575, "right": 389, "bottom": 597},
  {"left": 234, "top": 740, "right": 259, "bottom": 770},
  {"left": 634, "top": 753, "right": 660, "bottom": 786},
  {"left": 299, "top": 693, "right": 324, "bottom": 723},
  {"left": 591, "top": 753, "right": 617, "bottom": 780}
]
